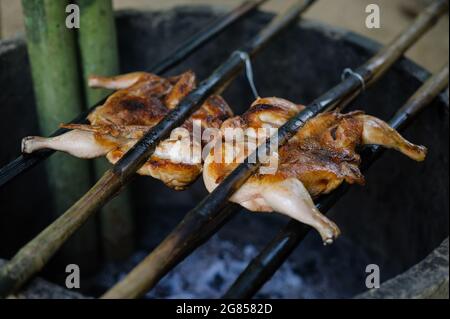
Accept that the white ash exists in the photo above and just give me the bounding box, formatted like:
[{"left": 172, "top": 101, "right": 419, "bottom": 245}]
[{"left": 93, "top": 235, "right": 332, "bottom": 299}]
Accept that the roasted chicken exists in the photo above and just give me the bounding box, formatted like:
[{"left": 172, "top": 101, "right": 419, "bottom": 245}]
[
  {"left": 22, "top": 72, "right": 427, "bottom": 244},
  {"left": 203, "top": 97, "right": 427, "bottom": 244},
  {"left": 22, "top": 71, "right": 233, "bottom": 190}
]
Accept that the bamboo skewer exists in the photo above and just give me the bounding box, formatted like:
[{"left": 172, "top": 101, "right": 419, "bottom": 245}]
[
  {"left": 77, "top": 0, "right": 135, "bottom": 261},
  {"left": 0, "top": 0, "right": 317, "bottom": 298},
  {"left": 0, "top": 0, "right": 268, "bottom": 188},
  {"left": 20, "top": 0, "right": 100, "bottom": 272},
  {"left": 102, "top": 0, "right": 448, "bottom": 299},
  {"left": 224, "top": 63, "right": 449, "bottom": 299}
]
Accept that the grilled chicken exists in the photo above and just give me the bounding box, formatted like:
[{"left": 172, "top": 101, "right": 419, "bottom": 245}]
[
  {"left": 203, "top": 97, "right": 427, "bottom": 244},
  {"left": 22, "top": 71, "right": 233, "bottom": 190}
]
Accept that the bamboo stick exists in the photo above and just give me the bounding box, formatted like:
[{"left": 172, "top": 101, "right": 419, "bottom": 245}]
[
  {"left": 20, "top": 0, "right": 100, "bottom": 272},
  {"left": 0, "top": 0, "right": 316, "bottom": 298},
  {"left": 0, "top": 0, "right": 268, "bottom": 188},
  {"left": 95, "top": 159, "right": 135, "bottom": 261},
  {"left": 224, "top": 63, "right": 449, "bottom": 299},
  {"left": 102, "top": 0, "right": 448, "bottom": 299},
  {"left": 76, "top": 0, "right": 134, "bottom": 261}
]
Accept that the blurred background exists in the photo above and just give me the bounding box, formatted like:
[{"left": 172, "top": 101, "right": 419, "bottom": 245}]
[{"left": 0, "top": 0, "right": 448, "bottom": 72}]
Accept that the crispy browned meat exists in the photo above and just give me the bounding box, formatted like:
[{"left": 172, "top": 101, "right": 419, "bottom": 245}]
[
  {"left": 22, "top": 71, "right": 233, "bottom": 190},
  {"left": 203, "top": 97, "right": 427, "bottom": 243}
]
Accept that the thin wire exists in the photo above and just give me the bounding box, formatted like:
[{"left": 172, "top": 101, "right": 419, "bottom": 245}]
[{"left": 234, "top": 50, "right": 260, "bottom": 98}]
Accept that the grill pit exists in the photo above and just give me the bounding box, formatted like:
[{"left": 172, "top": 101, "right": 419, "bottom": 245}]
[{"left": 0, "top": 7, "right": 448, "bottom": 298}]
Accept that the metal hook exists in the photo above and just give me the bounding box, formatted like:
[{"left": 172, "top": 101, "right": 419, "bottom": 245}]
[{"left": 341, "top": 68, "right": 366, "bottom": 91}]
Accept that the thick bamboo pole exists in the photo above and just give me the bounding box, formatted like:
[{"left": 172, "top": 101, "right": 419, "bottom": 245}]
[
  {"left": 78, "top": 0, "right": 119, "bottom": 105},
  {"left": 224, "top": 63, "right": 450, "bottom": 299},
  {"left": 20, "top": 0, "right": 99, "bottom": 271},
  {"left": 77, "top": 0, "right": 134, "bottom": 261},
  {"left": 102, "top": 0, "right": 448, "bottom": 299}
]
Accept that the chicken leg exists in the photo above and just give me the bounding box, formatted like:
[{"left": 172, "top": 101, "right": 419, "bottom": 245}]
[
  {"left": 256, "top": 178, "right": 340, "bottom": 244},
  {"left": 358, "top": 114, "right": 427, "bottom": 161},
  {"left": 22, "top": 130, "right": 117, "bottom": 158}
]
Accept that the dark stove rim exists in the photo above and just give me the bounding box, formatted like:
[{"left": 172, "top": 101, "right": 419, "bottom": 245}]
[
  {"left": 356, "top": 238, "right": 449, "bottom": 299},
  {"left": 113, "top": 5, "right": 449, "bottom": 108},
  {"left": 0, "top": 6, "right": 447, "bottom": 299}
]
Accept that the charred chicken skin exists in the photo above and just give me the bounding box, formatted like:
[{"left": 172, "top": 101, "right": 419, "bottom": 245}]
[
  {"left": 22, "top": 71, "right": 233, "bottom": 190},
  {"left": 203, "top": 97, "right": 427, "bottom": 244}
]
